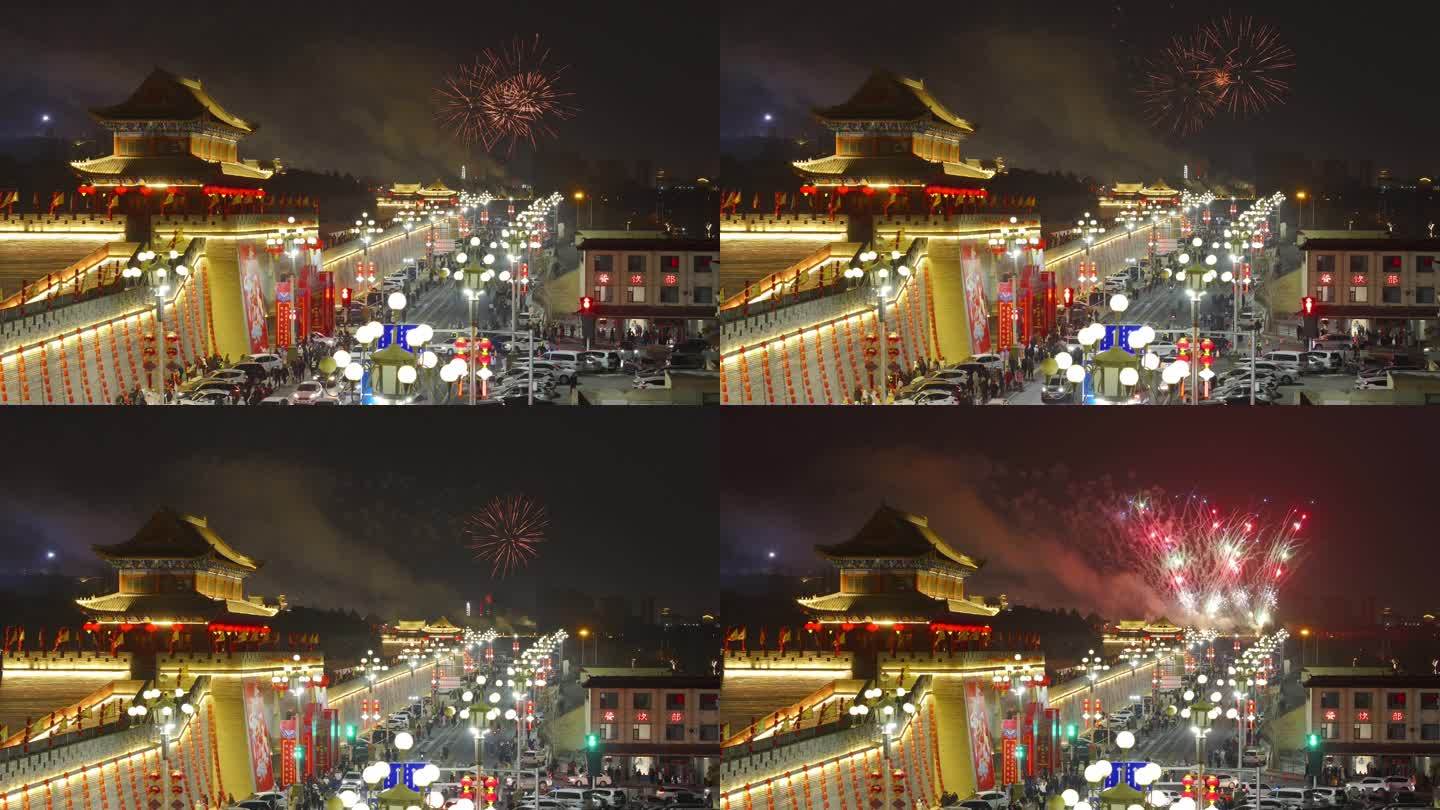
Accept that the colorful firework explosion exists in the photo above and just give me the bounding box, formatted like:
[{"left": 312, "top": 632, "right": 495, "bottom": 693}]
[
  {"left": 1100, "top": 492, "right": 1307, "bottom": 628},
  {"left": 1199, "top": 15, "right": 1296, "bottom": 115},
  {"left": 435, "top": 34, "right": 577, "bottom": 154},
  {"left": 467, "top": 494, "right": 548, "bottom": 578},
  {"left": 1135, "top": 15, "right": 1293, "bottom": 135},
  {"left": 1138, "top": 32, "right": 1222, "bottom": 136}
]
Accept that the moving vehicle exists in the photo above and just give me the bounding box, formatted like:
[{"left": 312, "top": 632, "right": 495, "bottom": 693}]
[
  {"left": 581, "top": 350, "right": 623, "bottom": 371},
  {"left": 1261, "top": 351, "right": 1307, "bottom": 376},
  {"left": 540, "top": 351, "right": 582, "bottom": 382},
  {"left": 1304, "top": 350, "right": 1344, "bottom": 372},
  {"left": 1344, "top": 777, "right": 1385, "bottom": 796},
  {"left": 291, "top": 381, "right": 328, "bottom": 403},
  {"left": 1041, "top": 374, "right": 1072, "bottom": 404},
  {"left": 1241, "top": 746, "right": 1267, "bottom": 767},
  {"left": 1149, "top": 343, "right": 1179, "bottom": 360}
]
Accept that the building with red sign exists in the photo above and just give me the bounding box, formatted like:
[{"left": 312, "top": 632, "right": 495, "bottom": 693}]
[
  {"left": 583, "top": 673, "right": 721, "bottom": 787},
  {"left": 1305, "top": 672, "right": 1440, "bottom": 778},
  {"left": 1299, "top": 237, "right": 1440, "bottom": 344},
  {"left": 578, "top": 236, "right": 718, "bottom": 345}
]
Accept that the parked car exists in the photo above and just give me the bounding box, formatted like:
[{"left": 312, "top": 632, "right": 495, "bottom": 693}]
[
  {"left": 968, "top": 791, "right": 1010, "bottom": 810},
  {"left": 581, "top": 350, "right": 623, "bottom": 371},
  {"left": 1344, "top": 777, "right": 1385, "bottom": 796},
  {"left": 970, "top": 353, "right": 1004, "bottom": 371},
  {"left": 896, "top": 389, "right": 961, "bottom": 405},
  {"left": 243, "top": 352, "right": 285, "bottom": 372},
  {"left": 257, "top": 395, "right": 292, "bottom": 406},
  {"left": 180, "top": 391, "right": 233, "bottom": 406}
]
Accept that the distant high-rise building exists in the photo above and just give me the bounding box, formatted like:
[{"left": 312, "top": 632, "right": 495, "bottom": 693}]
[{"left": 640, "top": 596, "right": 656, "bottom": 624}]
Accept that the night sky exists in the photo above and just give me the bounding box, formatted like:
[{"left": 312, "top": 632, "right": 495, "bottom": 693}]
[
  {"left": 723, "top": 0, "right": 1440, "bottom": 181},
  {"left": 0, "top": 1, "right": 716, "bottom": 182},
  {"left": 720, "top": 409, "right": 1434, "bottom": 627},
  {"left": 0, "top": 413, "right": 717, "bottom": 621}
]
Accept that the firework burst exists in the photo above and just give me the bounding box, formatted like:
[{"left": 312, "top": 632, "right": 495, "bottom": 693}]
[
  {"left": 1101, "top": 492, "right": 1307, "bottom": 629},
  {"left": 1199, "top": 15, "right": 1296, "bottom": 116},
  {"left": 467, "top": 494, "right": 548, "bottom": 578},
  {"left": 1138, "top": 32, "right": 1222, "bottom": 136},
  {"left": 435, "top": 34, "right": 578, "bottom": 154}
]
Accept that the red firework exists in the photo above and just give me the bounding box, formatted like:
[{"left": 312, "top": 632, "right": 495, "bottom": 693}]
[
  {"left": 467, "top": 494, "right": 548, "bottom": 578},
  {"left": 435, "top": 34, "right": 577, "bottom": 154},
  {"left": 1199, "top": 15, "right": 1296, "bottom": 115},
  {"left": 1137, "top": 32, "right": 1221, "bottom": 136}
]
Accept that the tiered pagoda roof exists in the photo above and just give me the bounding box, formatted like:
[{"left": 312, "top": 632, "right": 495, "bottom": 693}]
[
  {"left": 815, "top": 504, "right": 985, "bottom": 569},
  {"left": 795, "top": 70, "right": 1000, "bottom": 187},
  {"left": 813, "top": 71, "right": 975, "bottom": 134},
  {"left": 90, "top": 68, "right": 257, "bottom": 135},
  {"left": 75, "top": 508, "right": 277, "bottom": 625},
  {"left": 799, "top": 505, "right": 1001, "bottom": 623},
  {"left": 91, "top": 508, "right": 261, "bottom": 570}
]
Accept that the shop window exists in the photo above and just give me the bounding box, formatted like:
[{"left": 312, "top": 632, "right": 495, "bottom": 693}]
[
  {"left": 1321, "top": 722, "right": 1339, "bottom": 739},
  {"left": 660, "top": 287, "right": 680, "bottom": 304},
  {"left": 1321, "top": 692, "right": 1340, "bottom": 709},
  {"left": 1353, "top": 723, "right": 1373, "bottom": 740},
  {"left": 599, "top": 692, "right": 619, "bottom": 709},
  {"left": 1317, "top": 286, "right": 1335, "bottom": 303},
  {"left": 1349, "top": 286, "right": 1369, "bottom": 303},
  {"left": 632, "top": 724, "right": 652, "bottom": 741},
  {"left": 666, "top": 693, "right": 686, "bottom": 710},
  {"left": 665, "top": 724, "right": 685, "bottom": 741},
  {"left": 1387, "top": 722, "right": 1406, "bottom": 740},
  {"left": 627, "top": 284, "right": 646, "bottom": 303},
  {"left": 1355, "top": 692, "right": 1373, "bottom": 709},
  {"left": 1382, "top": 287, "right": 1401, "bottom": 304},
  {"left": 599, "top": 723, "right": 617, "bottom": 740},
  {"left": 700, "top": 693, "right": 719, "bottom": 711},
  {"left": 634, "top": 693, "right": 652, "bottom": 709},
  {"left": 700, "top": 724, "right": 720, "bottom": 741}
]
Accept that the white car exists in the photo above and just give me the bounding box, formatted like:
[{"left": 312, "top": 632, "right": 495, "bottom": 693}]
[
  {"left": 632, "top": 370, "right": 668, "bottom": 389},
  {"left": 926, "top": 369, "right": 973, "bottom": 386},
  {"left": 896, "top": 390, "right": 961, "bottom": 405},
  {"left": 244, "top": 353, "right": 284, "bottom": 372},
  {"left": 970, "top": 353, "right": 1004, "bottom": 371},
  {"left": 1345, "top": 777, "right": 1385, "bottom": 796},
  {"left": 1382, "top": 775, "right": 1413, "bottom": 793},
  {"left": 1149, "top": 343, "right": 1179, "bottom": 360},
  {"left": 180, "top": 391, "right": 230, "bottom": 406},
  {"left": 291, "top": 381, "right": 328, "bottom": 403},
  {"left": 1233, "top": 360, "right": 1296, "bottom": 384},
  {"left": 503, "top": 337, "right": 549, "bottom": 354},
  {"left": 581, "top": 350, "right": 623, "bottom": 371},
  {"left": 251, "top": 793, "right": 287, "bottom": 810},
  {"left": 970, "top": 791, "right": 1009, "bottom": 810}
]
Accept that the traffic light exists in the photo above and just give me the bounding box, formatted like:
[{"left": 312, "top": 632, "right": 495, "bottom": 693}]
[
  {"left": 585, "top": 732, "right": 599, "bottom": 750},
  {"left": 345, "top": 724, "right": 355, "bottom": 740},
  {"left": 1300, "top": 296, "right": 1320, "bottom": 339},
  {"left": 1066, "top": 724, "right": 1077, "bottom": 740},
  {"left": 294, "top": 744, "right": 305, "bottom": 761},
  {"left": 1063, "top": 287, "right": 1074, "bottom": 307},
  {"left": 580, "top": 296, "right": 594, "bottom": 314},
  {"left": 580, "top": 296, "right": 597, "bottom": 343},
  {"left": 1307, "top": 732, "right": 1320, "bottom": 749},
  {"left": 1015, "top": 744, "right": 1025, "bottom": 760},
  {"left": 340, "top": 287, "right": 352, "bottom": 306}
]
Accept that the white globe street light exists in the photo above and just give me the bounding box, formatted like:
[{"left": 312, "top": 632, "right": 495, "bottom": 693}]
[{"left": 394, "top": 731, "right": 414, "bottom": 751}]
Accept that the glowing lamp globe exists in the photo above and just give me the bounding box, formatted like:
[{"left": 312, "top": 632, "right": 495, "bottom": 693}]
[
  {"left": 394, "top": 731, "right": 414, "bottom": 751},
  {"left": 1062, "top": 790, "right": 1080, "bottom": 807},
  {"left": 453, "top": 270, "right": 464, "bottom": 281},
  {"left": 339, "top": 791, "right": 359, "bottom": 809},
  {"left": 388, "top": 292, "right": 408, "bottom": 311},
  {"left": 1151, "top": 792, "right": 1172, "bottom": 807},
  {"left": 366, "top": 320, "right": 383, "bottom": 335},
  {"left": 1128, "top": 331, "right": 1148, "bottom": 351},
  {"left": 456, "top": 252, "right": 468, "bottom": 264},
  {"left": 333, "top": 350, "right": 352, "bottom": 367},
  {"left": 1109, "top": 293, "right": 1129, "bottom": 312},
  {"left": 452, "top": 801, "right": 474, "bottom": 810},
  {"left": 427, "top": 793, "right": 444, "bottom": 810},
  {"left": 422, "top": 350, "right": 438, "bottom": 369},
  {"left": 440, "top": 364, "right": 460, "bottom": 383},
  {"left": 1075, "top": 803, "right": 1093, "bottom": 810},
  {"left": 1055, "top": 351, "right": 1074, "bottom": 370},
  {"left": 1065, "top": 365, "right": 1086, "bottom": 384},
  {"left": 344, "top": 362, "right": 364, "bottom": 382},
  {"left": 1120, "top": 367, "right": 1140, "bottom": 387},
  {"left": 397, "top": 366, "right": 418, "bottom": 385},
  {"left": 462, "top": 690, "right": 474, "bottom": 702}
]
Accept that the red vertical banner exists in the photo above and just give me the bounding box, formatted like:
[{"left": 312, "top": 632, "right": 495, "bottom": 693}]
[
  {"left": 996, "top": 280, "right": 1015, "bottom": 350},
  {"left": 1001, "top": 738, "right": 1018, "bottom": 786},
  {"left": 1022, "top": 701, "right": 1038, "bottom": 777},
  {"left": 960, "top": 245, "right": 992, "bottom": 354},
  {"left": 1041, "top": 271, "right": 1057, "bottom": 335},
  {"left": 319, "top": 272, "right": 335, "bottom": 335},
  {"left": 317, "top": 709, "right": 334, "bottom": 774},
  {"left": 275, "top": 281, "right": 293, "bottom": 350},
  {"left": 301, "top": 703, "right": 316, "bottom": 779},
  {"left": 279, "top": 718, "right": 297, "bottom": 788}
]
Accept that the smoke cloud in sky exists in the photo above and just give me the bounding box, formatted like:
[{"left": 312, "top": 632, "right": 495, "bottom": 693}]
[{"left": 721, "top": 446, "right": 1168, "bottom": 620}]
